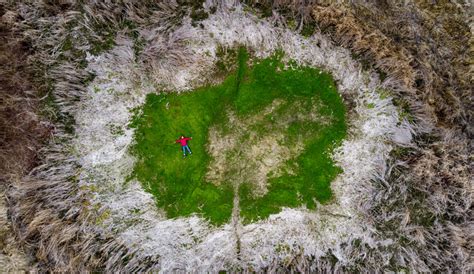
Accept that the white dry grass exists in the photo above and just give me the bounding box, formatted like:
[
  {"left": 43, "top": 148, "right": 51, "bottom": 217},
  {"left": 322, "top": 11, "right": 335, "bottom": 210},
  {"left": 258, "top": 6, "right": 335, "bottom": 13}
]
[{"left": 69, "top": 3, "right": 415, "bottom": 272}]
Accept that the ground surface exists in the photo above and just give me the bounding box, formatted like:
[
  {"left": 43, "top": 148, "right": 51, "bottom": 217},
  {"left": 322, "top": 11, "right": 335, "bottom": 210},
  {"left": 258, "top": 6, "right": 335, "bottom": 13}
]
[
  {"left": 130, "top": 48, "right": 346, "bottom": 224},
  {"left": 3, "top": 1, "right": 470, "bottom": 272}
]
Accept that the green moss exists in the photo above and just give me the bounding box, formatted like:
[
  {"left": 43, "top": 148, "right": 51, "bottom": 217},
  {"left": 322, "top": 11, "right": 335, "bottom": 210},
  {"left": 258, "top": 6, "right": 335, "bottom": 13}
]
[
  {"left": 121, "top": 19, "right": 146, "bottom": 60},
  {"left": 60, "top": 35, "right": 88, "bottom": 68},
  {"left": 108, "top": 123, "right": 125, "bottom": 136},
  {"left": 215, "top": 45, "right": 238, "bottom": 75},
  {"left": 301, "top": 21, "right": 317, "bottom": 37},
  {"left": 95, "top": 209, "right": 111, "bottom": 225},
  {"left": 130, "top": 47, "right": 347, "bottom": 225},
  {"left": 89, "top": 31, "right": 116, "bottom": 56},
  {"left": 322, "top": 250, "right": 339, "bottom": 266},
  {"left": 393, "top": 97, "right": 414, "bottom": 123},
  {"left": 82, "top": 72, "right": 96, "bottom": 86},
  {"left": 40, "top": 91, "right": 75, "bottom": 134},
  {"left": 376, "top": 88, "right": 391, "bottom": 100}
]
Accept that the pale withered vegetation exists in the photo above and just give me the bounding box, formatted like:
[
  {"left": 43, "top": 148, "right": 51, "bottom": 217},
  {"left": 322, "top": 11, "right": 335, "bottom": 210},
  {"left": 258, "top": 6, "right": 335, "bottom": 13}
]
[
  {"left": 1, "top": 1, "right": 132, "bottom": 271},
  {"left": 0, "top": 0, "right": 472, "bottom": 272}
]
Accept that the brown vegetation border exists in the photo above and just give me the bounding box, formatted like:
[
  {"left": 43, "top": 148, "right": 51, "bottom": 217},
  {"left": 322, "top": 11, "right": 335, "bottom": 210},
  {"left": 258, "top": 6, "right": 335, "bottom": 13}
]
[
  {"left": 0, "top": 4, "right": 52, "bottom": 270},
  {"left": 0, "top": 0, "right": 472, "bottom": 272},
  {"left": 312, "top": 1, "right": 472, "bottom": 271}
]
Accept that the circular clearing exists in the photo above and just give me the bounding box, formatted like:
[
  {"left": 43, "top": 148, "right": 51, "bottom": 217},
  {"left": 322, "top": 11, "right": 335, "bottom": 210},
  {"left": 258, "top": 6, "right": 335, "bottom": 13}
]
[{"left": 129, "top": 48, "right": 347, "bottom": 225}]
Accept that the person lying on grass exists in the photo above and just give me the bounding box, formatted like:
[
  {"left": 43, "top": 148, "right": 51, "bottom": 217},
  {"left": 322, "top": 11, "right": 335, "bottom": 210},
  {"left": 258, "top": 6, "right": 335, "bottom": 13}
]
[{"left": 176, "top": 135, "right": 192, "bottom": 157}]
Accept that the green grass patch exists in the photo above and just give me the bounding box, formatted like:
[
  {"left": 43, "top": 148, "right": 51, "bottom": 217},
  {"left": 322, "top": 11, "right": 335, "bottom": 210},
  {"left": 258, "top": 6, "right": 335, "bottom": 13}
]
[{"left": 129, "top": 47, "right": 347, "bottom": 225}]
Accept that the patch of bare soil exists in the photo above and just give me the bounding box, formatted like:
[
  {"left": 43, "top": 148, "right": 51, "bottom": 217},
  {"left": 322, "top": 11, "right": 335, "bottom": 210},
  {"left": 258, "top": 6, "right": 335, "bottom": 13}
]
[{"left": 206, "top": 98, "right": 332, "bottom": 197}]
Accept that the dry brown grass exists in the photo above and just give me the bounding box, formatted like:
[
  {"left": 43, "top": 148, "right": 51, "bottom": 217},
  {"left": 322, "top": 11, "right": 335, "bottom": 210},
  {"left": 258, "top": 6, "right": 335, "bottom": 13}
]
[
  {"left": 0, "top": 5, "right": 55, "bottom": 271},
  {"left": 312, "top": 1, "right": 473, "bottom": 271},
  {"left": 1, "top": 1, "right": 124, "bottom": 271},
  {"left": 2, "top": 1, "right": 175, "bottom": 271},
  {"left": 0, "top": 10, "right": 50, "bottom": 184},
  {"left": 313, "top": 5, "right": 416, "bottom": 88},
  {"left": 313, "top": 2, "right": 472, "bottom": 131}
]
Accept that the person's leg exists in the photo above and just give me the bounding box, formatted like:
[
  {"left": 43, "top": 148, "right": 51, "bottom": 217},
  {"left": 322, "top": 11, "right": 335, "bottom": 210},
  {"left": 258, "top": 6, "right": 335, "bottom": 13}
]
[
  {"left": 186, "top": 145, "right": 192, "bottom": 154},
  {"left": 182, "top": 146, "right": 186, "bottom": 156}
]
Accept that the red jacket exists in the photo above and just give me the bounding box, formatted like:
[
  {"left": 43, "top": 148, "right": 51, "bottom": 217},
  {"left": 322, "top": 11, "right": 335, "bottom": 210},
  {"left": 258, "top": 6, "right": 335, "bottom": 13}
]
[{"left": 176, "top": 137, "right": 191, "bottom": 146}]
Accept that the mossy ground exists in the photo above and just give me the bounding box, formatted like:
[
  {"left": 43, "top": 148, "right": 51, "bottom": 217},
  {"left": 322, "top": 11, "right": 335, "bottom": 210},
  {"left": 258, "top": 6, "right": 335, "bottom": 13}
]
[{"left": 129, "top": 48, "right": 346, "bottom": 225}]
